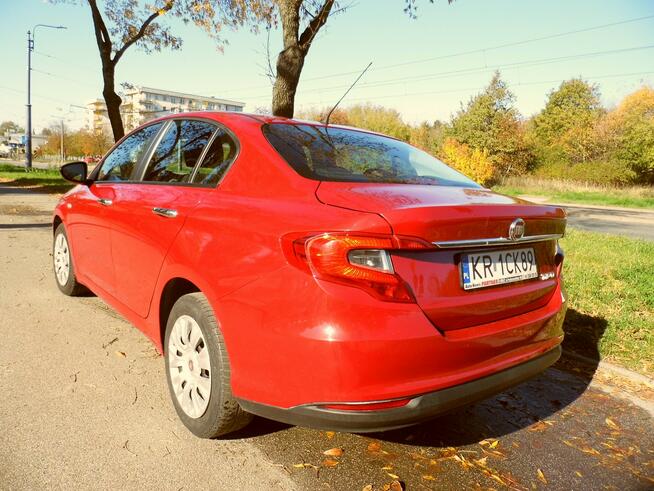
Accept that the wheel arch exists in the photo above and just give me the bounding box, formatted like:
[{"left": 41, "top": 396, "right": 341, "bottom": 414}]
[
  {"left": 158, "top": 277, "right": 201, "bottom": 353},
  {"left": 52, "top": 214, "right": 63, "bottom": 234}
]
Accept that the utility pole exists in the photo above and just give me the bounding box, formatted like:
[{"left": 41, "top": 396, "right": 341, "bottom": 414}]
[
  {"left": 26, "top": 24, "right": 66, "bottom": 169},
  {"left": 60, "top": 119, "right": 64, "bottom": 164}
]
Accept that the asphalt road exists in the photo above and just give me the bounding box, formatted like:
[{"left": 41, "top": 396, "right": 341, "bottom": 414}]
[
  {"left": 1, "top": 187, "right": 653, "bottom": 490},
  {"left": 557, "top": 203, "right": 654, "bottom": 242}
]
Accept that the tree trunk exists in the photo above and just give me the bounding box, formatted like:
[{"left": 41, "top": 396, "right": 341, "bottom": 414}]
[
  {"left": 272, "top": 45, "right": 305, "bottom": 118},
  {"left": 101, "top": 62, "right": 124, "bottom": 142}
]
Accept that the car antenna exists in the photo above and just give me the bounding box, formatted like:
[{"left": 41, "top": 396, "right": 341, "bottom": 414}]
[{"left": 324, "top": 62, "right": 373, "bottom": 127}]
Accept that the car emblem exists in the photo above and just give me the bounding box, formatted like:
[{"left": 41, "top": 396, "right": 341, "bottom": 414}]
[{"left": 508, "top": 218, "right": 525, "bottom": 241}]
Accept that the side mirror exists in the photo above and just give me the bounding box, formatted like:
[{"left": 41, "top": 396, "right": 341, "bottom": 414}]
[{"left": 60, "top": 161, "right": 90, "bottom": 185}]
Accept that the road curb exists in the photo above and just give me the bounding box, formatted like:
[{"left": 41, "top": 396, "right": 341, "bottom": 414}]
[{"left": 563, "top": 350, "right": 654, "bottom": 388}]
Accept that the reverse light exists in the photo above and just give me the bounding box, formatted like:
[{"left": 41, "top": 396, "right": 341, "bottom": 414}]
[{"left": 283, "top": 233, "right": 434, "bottom": 303}]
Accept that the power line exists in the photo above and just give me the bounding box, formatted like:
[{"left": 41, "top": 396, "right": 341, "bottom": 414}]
[
  {"left": 298, "top": 70, "right": 654, "bottom": 107},
  {"left": 209, "top": 13, "right": 654, "bottom": 96},
  {"left": 240, "top": 44, "right": 654, "bottom": 101}
]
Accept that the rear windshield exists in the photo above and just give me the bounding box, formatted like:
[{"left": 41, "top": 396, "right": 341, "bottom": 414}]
[{"left": 263, "top": 123, "right": 480, "bottom": 187}]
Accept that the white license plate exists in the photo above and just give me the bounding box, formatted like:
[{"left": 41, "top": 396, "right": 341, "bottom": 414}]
[{"left": 461, "top": 247, "right": 538, "bottom": 290}]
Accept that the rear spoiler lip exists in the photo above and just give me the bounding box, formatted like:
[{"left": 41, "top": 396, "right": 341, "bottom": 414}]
[{"left": 433, "top": 233, "right": 564, "bottom": 249}]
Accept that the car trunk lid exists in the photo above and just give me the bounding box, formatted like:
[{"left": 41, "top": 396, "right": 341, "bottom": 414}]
[{"left": 316, "top": 182, "right": 566, "bottom": 330}]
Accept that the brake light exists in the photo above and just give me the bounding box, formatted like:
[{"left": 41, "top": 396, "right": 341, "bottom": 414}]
[{"left": 284, "top": 233, "right": 434, "bottom": 303}]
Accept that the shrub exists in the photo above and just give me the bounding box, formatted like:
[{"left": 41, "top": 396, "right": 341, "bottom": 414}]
[
  {"left": 534, "top": 160, "right": 636, "bottom": 186},
  {"left": 441, "top": 138, "right": 495, "bottom": 185}
]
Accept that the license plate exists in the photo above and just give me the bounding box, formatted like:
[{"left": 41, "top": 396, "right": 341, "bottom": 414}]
[{"left": 461, "top": 247, "right": 538, "bottom": 290}]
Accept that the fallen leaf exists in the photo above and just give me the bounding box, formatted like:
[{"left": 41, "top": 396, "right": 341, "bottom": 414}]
[
  {"left": 367, "top": 441, "right": 382, "bottom": 453},
  {"left": 389, "top": 481, "right": 403, "bottom": 491},
  {"left": 362, "top": 486, "right": 373, "bottom": 491},
  {"left": 381, "top": 465, "right": 394, "bottom": 471},
  {"left": 575, "top": 471, "right": 583, "bottom": 478},
  {"left": 323, "top": 447, "right": 343, "bottom": 457},
  {"left": 529, "top": 420, "right": 553, "bottom": 432},
  {"left": 422, "top": 474, "right": 436, "bottom": 481},
  {"left": 605, "top": 417, "right": 620, "bottom": 430},
  {"left": 386, "top": 472, "right": 400, "bottom": 479},
  {"left": 475, "top": 457, "right": 488, "bottom": 467},
  {"left": 537, "top": 468, "right": 547, "bottom": 485},
  {"left": 293, "top": 463, "right": 317, "bottom": 469},
  {"left": 322, "top": 458, "right": 339, "bottom": 467},
  {"left": 115, "top": 351, "right": 126, "bottom": 358},
  {"left": 325, "top": 431, "right": 335, "bottom": 439},
  {"left": 488, "top": 440, "right": 499, "bottom": 449}
]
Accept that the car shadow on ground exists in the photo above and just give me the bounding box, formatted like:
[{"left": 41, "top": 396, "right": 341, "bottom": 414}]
[
  {"left": 228, "top": 309, "right": 608, "bottom": 445},
  {"left": 0, "top": 223, "right": 51, "bottom": 229}
]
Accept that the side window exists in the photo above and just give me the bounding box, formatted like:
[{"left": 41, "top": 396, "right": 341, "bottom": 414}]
[
  {"left": 193, "top": 128, "right": 238, "bottom": 186},
  {"left": 142, "top": 120, "right": 215, "bottom": 183},
  {"left": 96, "top": 123, "right": 162, "bottom": 181}
]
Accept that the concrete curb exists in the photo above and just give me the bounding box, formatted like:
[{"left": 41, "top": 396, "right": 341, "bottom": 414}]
[{"left": 563, "top": 350, "right": 654, "bottom": 388}]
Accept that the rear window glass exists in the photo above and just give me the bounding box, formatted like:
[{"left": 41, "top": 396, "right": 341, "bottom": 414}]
[{"left": 263, "top": 123, "right": 480, "bottom": 187}]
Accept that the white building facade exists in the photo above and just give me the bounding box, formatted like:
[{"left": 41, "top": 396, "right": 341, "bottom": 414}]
[{"left": 87, "top": 86, "right": 245, "bottom": 134}]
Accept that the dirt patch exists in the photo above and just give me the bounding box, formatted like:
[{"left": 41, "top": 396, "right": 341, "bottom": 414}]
[{"left": 0, "top": 204, "right": 51, "bottom": 216}]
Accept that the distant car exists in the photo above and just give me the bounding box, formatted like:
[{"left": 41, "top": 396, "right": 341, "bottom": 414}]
[
  {"left": 53, "top": 112, "right": 567, "bottom": 438},
  {"left": 82, "top": 156, "right": 100, "bottom": 164},
  {"left": 0, "top": 143, "right": 11, "bottom": 158}
]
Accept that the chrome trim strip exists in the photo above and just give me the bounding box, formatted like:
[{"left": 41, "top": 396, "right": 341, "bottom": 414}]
[{"left": 433, "top": 234, "right": 563, "bottom": 249}]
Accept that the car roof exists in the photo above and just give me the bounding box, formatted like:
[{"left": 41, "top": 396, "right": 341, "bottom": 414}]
[{"left": 147, "top": 111, "right": 391, "bottom": 139}]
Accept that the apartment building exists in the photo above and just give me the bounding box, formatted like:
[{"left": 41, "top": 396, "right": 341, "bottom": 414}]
[{"left": 87, "top": 86, "right": 245, "bottom": 134}]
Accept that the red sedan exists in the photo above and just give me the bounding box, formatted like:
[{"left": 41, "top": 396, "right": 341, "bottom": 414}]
[{"left": 53, "top": 112, "right": 567, "bottom": 438}]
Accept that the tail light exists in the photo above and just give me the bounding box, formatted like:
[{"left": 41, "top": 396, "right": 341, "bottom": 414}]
[{"left": 283, "top": 233, "right": 434, "bottom": 303}]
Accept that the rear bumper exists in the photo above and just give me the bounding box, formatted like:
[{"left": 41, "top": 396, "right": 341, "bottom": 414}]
[{"left": 237, "top": 345, "right": 561, "bottom": 433}]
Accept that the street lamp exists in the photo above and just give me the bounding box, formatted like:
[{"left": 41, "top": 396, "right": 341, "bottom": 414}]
[{"left": 26, "top": 24, "right": 66, "bottom": 169}]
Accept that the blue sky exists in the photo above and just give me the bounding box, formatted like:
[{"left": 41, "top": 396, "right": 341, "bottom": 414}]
[{"left": 1, "top": 0, "right": 653, "bottom": 132}]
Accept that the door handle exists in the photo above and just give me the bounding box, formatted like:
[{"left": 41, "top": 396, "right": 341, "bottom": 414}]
[
  {"left": 152, "top": 207, "right": 178, "bottom": 218},
  {"left": 97, "top": 198, "right": 112, "bottom": 206}
]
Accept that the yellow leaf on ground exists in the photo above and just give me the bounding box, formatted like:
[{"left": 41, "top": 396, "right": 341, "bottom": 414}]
[
  {"left": 389, "top": 480, "right": 403, "bottom": 491},
  {"left": 537, "top": 468, "right": 548, "bottom": 484},
  {"left": 322, "top": 458, "right": 339, "bottom": 467},
  {"left": 475, "top": 457, "right": 488, "bottom": 467},
  {"left": 489, "top": 440, "right": 499, "bottom": 449},
  {"left": 386, "top": 472, "right": 400, "bottom": 479},
  {"left": 115, "top": 351, "right": 126, "bottom": 358},
  {"left": 381, "top": 465, "right": 393, "bottom": 471},
  {"left": 605, "top": 417, "right": 620, "bottom": 430},
  {"left": 325, "top": 431, "right": 335, "bottom": 439},
  {"left": 362, "top": 486, "right": 373, "bottom": 491},
  {"left": 575, "top": 471, "right": 583, "bottom": 478},
  {"left": 422, "top": 474, "right": 436, "bottom": 481},
  {"left": 323, "top": 447, "right": 343, "bottom": 457}
]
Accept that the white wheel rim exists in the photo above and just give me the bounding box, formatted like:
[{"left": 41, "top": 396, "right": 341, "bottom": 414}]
[
  {"left": 168, "top": 315, "right": 212, "bottom": 419},
  {"left": 54, "top": 232, "right": 70, "bottom": 286}
]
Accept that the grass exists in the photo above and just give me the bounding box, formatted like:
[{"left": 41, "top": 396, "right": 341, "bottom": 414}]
[
  {"left": 0, "top": 164, "right": 72, "bottom": 193},
  {"left": 494, "top": 177, "right": 654, "bottom": 209},
  {"left": 561, "top": 228, "right": 654, "bottom": 375}
]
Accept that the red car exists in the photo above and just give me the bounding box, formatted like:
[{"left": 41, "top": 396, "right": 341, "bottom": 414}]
[{"left": 53, "top": 112, "right": 567, "bottom": 438}]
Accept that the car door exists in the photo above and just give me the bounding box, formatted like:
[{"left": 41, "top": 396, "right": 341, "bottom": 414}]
[
  {"left": 107, "top": 118, "right": 233, "bottom": 318},
  {"left": 67, "top": 122, "right": 164, "bottom": 295}
]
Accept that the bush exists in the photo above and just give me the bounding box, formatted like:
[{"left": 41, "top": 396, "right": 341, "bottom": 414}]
[
  {"left": 534, "top": 160, "right": 636, "bottom": 186},
  {"left": 441, "top": 138, "right": 495, "bottom": 185}
]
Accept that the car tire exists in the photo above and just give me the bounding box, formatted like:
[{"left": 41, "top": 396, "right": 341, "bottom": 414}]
[
  {"left": 164, "top": 292, "right": 252, "bottom": 438},
  {"left": 53, "top": 223, "right": 87, "bottom": 296}
]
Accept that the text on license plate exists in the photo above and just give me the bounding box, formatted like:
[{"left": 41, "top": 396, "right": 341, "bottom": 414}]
[{"left": 461, "top": 247, "right": 538, "bottom": 290}]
